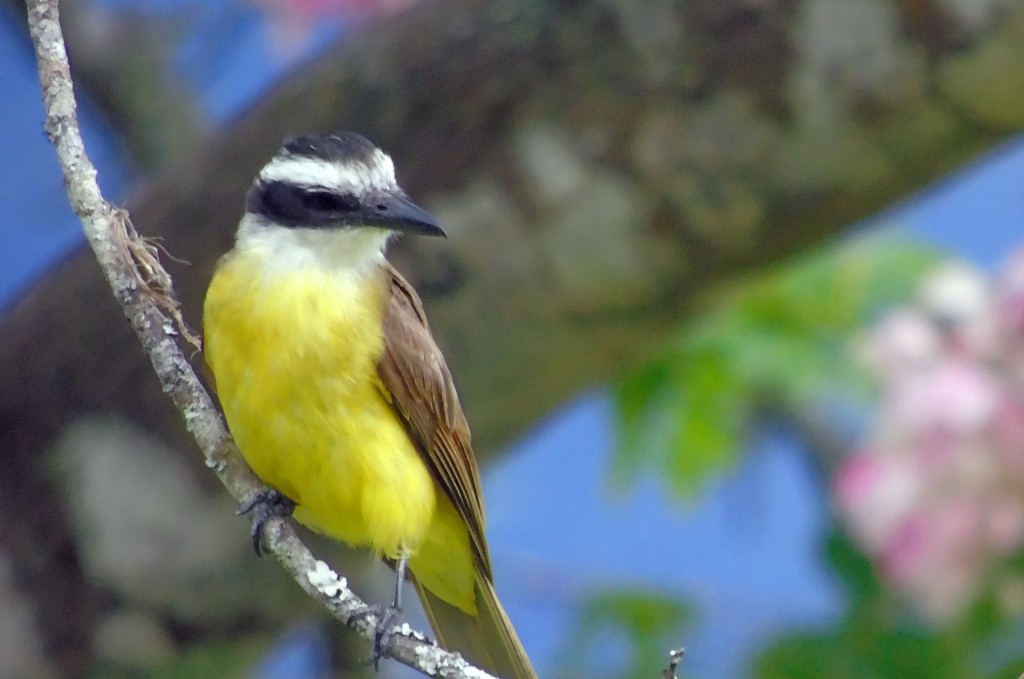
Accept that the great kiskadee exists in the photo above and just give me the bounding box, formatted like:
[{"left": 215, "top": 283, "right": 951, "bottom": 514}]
[{"left": 203, "top": 132, "right": 537, "bottom": 679}]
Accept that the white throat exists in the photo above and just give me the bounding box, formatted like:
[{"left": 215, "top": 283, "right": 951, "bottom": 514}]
[{"left": 235, "top": 213, "right": 392, "bottom": 276}]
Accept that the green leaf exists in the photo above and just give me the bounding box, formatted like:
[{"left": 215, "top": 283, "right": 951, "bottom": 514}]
[
  {"left": 612, "top": 234, "right": 940, "bottom": 497},
  {"left": 612, "top": 357, "right": 676, "bottom": 488},
  {"left": 754, "top": 627, "right": 975, "bottom": 679},
  {"left": 665, "top": 348, "right": 743, "bottom": 497},
  {"left": 824, "top": 528, "right": 885, "bottom": 604}
]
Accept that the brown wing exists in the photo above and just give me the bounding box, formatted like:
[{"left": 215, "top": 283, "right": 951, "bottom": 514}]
[{"left": 376, "top": 261, "right": 493, "bottom": 580}]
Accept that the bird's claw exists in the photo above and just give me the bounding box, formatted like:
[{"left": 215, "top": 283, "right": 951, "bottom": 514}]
[
  {"left": 354, "top": 603, "right": 404, "bottom": 669},
  {"left": 237, "top": 488, "right": 295, "bottom": 556}
]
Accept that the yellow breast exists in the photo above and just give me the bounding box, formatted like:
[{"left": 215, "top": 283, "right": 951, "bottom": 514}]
[{"left": 203, "top": 248, "right": 437, "bottom": 558}]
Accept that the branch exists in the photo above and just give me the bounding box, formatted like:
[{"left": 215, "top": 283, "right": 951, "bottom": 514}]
[
  {"left": 25, "top": 2, "right": 492, "bottom": 677},
  {"left": 660, "top": 647, "right": 685, "bottom": 679}
]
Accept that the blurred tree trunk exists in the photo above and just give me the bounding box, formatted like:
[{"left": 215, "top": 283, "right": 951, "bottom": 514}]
[
  {"left": 5, "top": 0, "right": 205, "bottom": 168},
  {"left": 3, "top": 0, "right": 1024, "bottom": 675}
]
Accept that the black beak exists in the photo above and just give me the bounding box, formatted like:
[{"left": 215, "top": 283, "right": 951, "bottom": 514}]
[{"left": 364, "top": 192, "right": 445, "bottom": 237}]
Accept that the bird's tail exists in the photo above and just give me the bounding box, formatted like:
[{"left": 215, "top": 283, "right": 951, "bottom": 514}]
[{"left": 413, "top": 572, "right": 538, "bottom": 679}]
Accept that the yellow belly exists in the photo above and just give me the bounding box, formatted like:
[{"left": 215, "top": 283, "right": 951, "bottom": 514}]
[{"left": 203, "top": 252, "right": 437, "bottom": 559}]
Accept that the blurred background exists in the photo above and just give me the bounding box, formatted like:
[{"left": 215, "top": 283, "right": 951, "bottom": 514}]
[{"left": 2, "top": 0, "right": 1024, "bottom": 677}]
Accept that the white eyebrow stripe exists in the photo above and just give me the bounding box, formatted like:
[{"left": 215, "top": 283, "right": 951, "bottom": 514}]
[
  {"left": 369, "top": 149, "right": 396, "bottom": 186},
  {"left": 257, "top": 150, "right": 398, "bottom": 195},
  {"left": 259, "top": 156, "right": 365, "bottom": 191}
]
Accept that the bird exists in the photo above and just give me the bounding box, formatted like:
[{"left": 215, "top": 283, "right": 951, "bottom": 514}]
[{"left": 203, "top": 132, "right": 537, "bottom": 679}]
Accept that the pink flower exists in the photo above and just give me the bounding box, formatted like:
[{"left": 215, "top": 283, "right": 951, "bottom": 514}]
[
  {"left": 918, "top": 262, "right": 997, "bottom": 360},
  {"left": 834, "top": 453, "right": 922, "bottom": 551},
  {"left": 880, "top": 501, "right": 983, "bottom": 620},
  {"left": 835, "top": 248, "right": 1024, "bottom": 623},
  {"left": 916, "top": 359, "right": 998, "bottom": 435},
  {"left": 856, "top": 310, "right": 939, "bottom": 382},
  {"left": 992, "top": 393, "right": 1024, "bottom": 470}
]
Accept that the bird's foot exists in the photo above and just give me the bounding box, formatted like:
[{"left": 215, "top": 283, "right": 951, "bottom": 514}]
[
  {"left": 373, "top": 603, "right": 403, "bottom": 669},
  {"left": 353, "top": 603, "right": 404, "bottom": 669},
  {"left": 237, "top": 488, "right": 295, "bottom": 556}
]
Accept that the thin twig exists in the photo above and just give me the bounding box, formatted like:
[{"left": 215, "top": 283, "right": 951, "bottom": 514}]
[
  {"left": 661, "top": 647, "right": 685, "bottom": 679},
  {"left": 25, "top": 2, "right": 492, "bottom": 677}
]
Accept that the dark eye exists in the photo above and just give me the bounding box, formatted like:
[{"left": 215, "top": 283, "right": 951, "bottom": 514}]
[{"left": 301, "top": 191, "right": 360, "bottom": 212}]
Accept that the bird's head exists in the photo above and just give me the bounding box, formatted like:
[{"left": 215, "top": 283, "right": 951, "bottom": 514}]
[{"left": 236, "top": 132, "right": 444, "bottom": 269}]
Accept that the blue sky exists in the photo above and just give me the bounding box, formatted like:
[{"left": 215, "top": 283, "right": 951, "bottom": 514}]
[{"left": 4, "top": 6, "right": 1024, "bottom": 678}]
